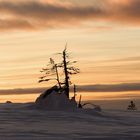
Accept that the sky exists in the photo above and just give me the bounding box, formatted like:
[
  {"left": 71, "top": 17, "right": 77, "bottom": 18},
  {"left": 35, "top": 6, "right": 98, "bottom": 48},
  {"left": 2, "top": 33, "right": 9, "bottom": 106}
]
[{"left": 0, "top": 0, "right": 140, "bottom": 102}]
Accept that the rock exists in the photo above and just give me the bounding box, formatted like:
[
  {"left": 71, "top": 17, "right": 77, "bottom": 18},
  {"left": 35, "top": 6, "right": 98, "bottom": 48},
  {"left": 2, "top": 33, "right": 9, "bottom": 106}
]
[{"left": 6, "top": 101, "right": 12, "bottom": 104}]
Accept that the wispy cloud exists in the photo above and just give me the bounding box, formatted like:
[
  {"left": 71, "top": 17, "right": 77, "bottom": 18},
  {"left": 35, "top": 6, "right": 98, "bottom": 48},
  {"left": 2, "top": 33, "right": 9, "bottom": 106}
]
[
  {"left": 0, "top": 19, "right": 34, "bottom": 31},
  {"left": 0, "top": 82, "right": 140, "bottom": 95},
  {"left": 0, "top": 0, "right": 139, "bottom": 31},
  {"left": 78, "top": 83, "right": 140, "bottom": 92}
]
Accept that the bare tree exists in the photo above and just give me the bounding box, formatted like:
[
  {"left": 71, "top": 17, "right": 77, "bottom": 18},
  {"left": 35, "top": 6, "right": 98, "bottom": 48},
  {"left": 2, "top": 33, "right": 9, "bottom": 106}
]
[
  {"left": 62, "top": 47, "right": 80, "bottom": 98},
  {"left": 38, "top": 46, "right": 80, "bottom": 98}
]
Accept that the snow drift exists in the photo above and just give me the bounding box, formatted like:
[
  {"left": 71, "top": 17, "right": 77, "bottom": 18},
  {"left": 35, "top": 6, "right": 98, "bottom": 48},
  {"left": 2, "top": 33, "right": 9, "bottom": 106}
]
[
  {"left": 0, "top": 103, "right": 140, "bottom": 140},
  {"left": 35, "top": 87, "right": 77, "bottom": 110}
]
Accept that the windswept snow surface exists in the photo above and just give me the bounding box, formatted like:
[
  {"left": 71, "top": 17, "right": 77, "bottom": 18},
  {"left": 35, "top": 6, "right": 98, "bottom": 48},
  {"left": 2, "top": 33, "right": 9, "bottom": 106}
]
[{"left": 0, "top": 103, "right": 140, "bottom": 140}]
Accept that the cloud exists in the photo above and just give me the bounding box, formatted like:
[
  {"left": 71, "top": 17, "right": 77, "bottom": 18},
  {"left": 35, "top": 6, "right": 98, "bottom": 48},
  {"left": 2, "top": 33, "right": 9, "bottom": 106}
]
[
  {"left": 107, "top": 0, "right": 140, "bottom": 24},
  {"left": 78, "top": 83, "right": 140, "bottom": 92},
  {"left": 0, "top": 19, "right": 34, "bottom": 30},
  {"left": 107, "top": 56, "right": 140, "bottom": 62},
  {"left": 0, "top": 82, "right": 140, "bottom": 95},
  {"left": 0, "top": 0, "right": 139, "bottom": 31},
  {"left": 0, "top": 87, "right": 45, "bottom": 95}
]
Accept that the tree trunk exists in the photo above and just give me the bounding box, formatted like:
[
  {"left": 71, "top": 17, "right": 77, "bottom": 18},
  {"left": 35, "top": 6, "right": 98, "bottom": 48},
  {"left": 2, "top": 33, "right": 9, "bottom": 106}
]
[
  {"left": 63, "top": 49, "right": 69, "bottom": 98},
  {"left": 55, "top": 64, "right": 61, "bottom": 89}
]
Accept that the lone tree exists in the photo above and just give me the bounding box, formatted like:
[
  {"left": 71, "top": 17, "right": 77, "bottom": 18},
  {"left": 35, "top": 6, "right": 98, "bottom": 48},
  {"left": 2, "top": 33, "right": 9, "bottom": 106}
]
[
  {"left": 39, "top": 46, "right": 80, "bottom": 98},
  {"left": 61, "top": 47, "right": 80, "bottom": 98}
]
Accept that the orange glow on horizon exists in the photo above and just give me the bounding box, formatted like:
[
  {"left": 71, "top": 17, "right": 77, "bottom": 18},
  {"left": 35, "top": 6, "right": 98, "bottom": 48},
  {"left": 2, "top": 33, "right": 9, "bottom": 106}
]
[{"left": 0, "top": 91, "right": 140, "bottom": 103}]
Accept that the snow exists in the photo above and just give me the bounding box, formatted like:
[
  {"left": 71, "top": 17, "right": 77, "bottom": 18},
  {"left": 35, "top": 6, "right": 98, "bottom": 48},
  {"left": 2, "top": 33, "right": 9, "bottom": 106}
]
[
  {"left": 35, "top": 90, "right": 77, "bottom": 110},
  {"left": 0, "top": 103, "right": 140, "bottom": 140}
]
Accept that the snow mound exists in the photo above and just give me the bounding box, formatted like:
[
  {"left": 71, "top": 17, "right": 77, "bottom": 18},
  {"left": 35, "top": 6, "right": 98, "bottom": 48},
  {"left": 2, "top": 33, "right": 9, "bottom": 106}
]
[{"left": 35, "top": 89, "right": 77, "bottom": 110}]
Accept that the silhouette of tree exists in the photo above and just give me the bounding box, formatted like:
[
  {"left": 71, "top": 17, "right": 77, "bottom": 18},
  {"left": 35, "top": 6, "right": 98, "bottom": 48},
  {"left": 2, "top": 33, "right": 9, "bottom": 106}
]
[
  {"left": 38, "top": 58, "right": 61, "bottom": 88},
  {"left": 39, "top": 46, "right": 80, "bottom": 98},
  {"left": 61, "top": 47, "right": 80, "bottom": 98}
]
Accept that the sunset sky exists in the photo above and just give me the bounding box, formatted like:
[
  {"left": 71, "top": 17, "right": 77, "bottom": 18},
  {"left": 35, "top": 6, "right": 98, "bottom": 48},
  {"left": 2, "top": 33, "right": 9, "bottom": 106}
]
[{"left": 0, "top": 0, "right": 140, "bottom": 102}]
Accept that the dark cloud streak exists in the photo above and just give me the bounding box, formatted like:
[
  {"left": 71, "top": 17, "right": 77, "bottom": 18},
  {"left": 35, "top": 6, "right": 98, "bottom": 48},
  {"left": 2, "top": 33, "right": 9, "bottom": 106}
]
[
  {"left": 0, "top": 0, "right": 139, "bottom": 31},
  {"left": 0, "top": 82, "right": 140, "bottom": 95},
  {"left": 78, "top": 83, "right": 140, "bottom": 92}
]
